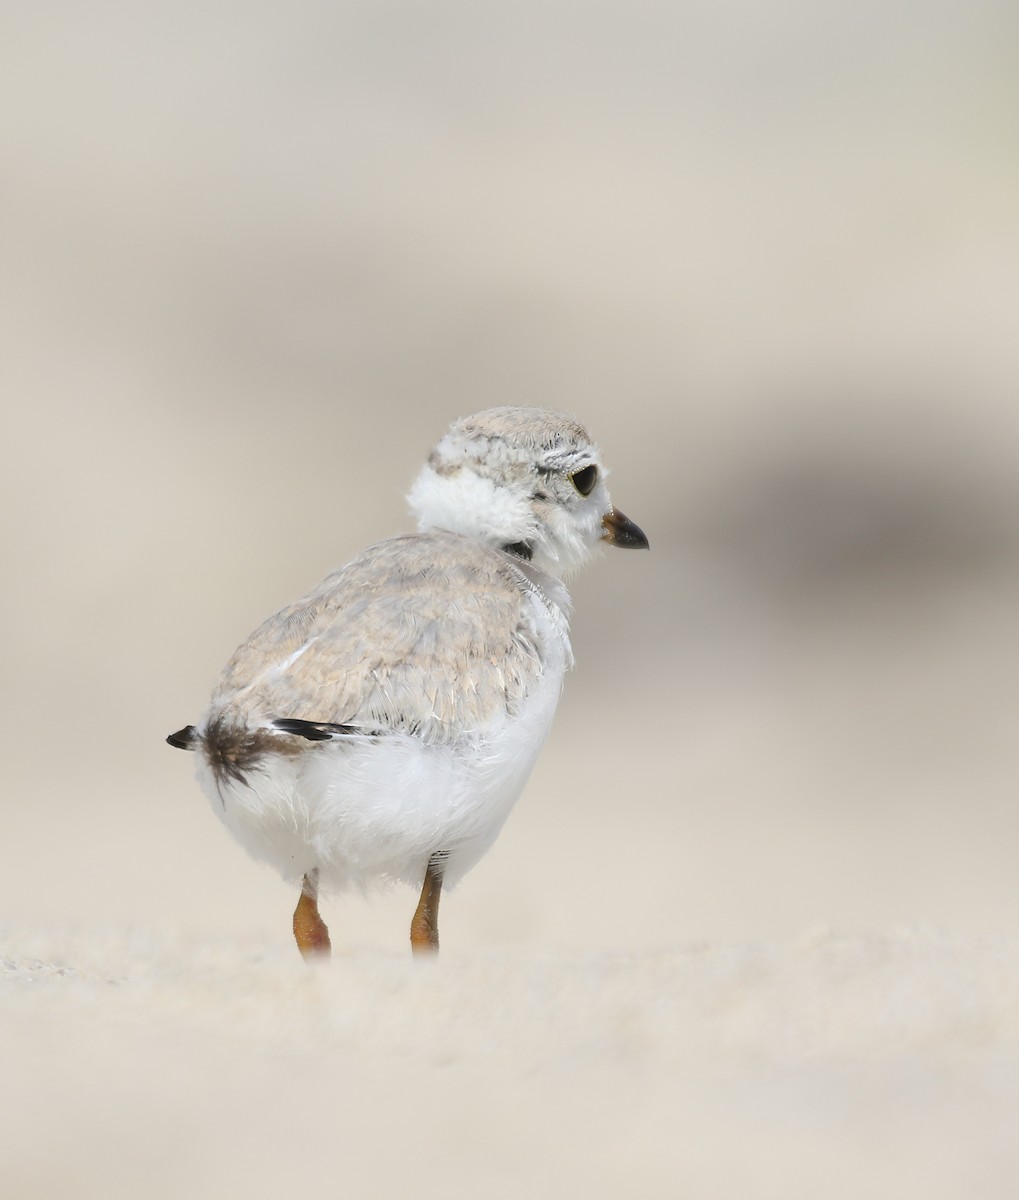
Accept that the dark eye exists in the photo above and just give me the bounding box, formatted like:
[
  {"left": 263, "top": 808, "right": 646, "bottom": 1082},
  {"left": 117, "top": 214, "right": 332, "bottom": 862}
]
[{"left": 570, "top": 464, "right": 598, "bottom": 496}]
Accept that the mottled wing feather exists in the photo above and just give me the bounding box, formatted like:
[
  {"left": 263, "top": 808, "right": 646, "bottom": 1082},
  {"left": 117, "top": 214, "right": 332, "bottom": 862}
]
[{"left": 210, "top": 533, "right": 545, "bottom": 740}]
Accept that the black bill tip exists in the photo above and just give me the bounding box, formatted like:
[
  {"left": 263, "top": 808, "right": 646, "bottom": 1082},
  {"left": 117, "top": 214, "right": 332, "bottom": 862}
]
[{"left": 602, "top": 508, "right": 649, "bottom": 550}]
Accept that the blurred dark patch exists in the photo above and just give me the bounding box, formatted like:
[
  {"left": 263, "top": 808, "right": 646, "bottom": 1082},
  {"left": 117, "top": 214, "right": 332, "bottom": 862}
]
[{"left": 688, "top": 390, "right": 1019, "bottom": 592}]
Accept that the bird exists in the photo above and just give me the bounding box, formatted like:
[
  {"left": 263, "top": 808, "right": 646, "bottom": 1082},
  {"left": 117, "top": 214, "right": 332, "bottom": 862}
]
[{"left": 167, "top": 407, "right": 648, "bottom": 959}]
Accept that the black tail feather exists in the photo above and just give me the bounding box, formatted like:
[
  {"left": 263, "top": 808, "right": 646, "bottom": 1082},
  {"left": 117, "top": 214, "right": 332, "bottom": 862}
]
[{"left": 166, "top": 725, "right": 198, "bottom": 750}]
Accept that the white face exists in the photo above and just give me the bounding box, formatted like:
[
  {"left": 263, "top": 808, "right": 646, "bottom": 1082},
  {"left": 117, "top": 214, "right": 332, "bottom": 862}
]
[{"left": 407, "top": 407, "right": 617, "bottom": 579}]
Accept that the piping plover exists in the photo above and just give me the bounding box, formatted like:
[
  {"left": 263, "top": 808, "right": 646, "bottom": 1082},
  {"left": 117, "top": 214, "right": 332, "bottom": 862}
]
[{"left": 168, "top": 407, "right": 648, "bottom": 957}]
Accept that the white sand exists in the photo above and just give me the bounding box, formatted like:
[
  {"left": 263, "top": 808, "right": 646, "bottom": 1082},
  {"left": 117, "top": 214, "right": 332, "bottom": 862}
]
[{"left": 5, "top": 929, "right": 1019, "bottom": 1198}]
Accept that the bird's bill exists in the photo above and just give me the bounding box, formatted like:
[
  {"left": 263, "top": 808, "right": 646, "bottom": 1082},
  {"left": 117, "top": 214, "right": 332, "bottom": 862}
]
[{"left": 601, "top": 509, "right": 649, "bottom": 549}]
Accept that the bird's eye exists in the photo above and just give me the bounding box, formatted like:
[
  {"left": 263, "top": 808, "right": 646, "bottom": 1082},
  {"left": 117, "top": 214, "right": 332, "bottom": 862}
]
[{"left": 570, "top": 464, "right": 599, "bottom": 496}]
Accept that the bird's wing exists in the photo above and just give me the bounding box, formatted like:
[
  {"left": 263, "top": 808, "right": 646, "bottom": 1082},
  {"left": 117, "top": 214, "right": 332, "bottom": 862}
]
[{"left": 208, "top": 533, "right": 553, "bottom": 741}]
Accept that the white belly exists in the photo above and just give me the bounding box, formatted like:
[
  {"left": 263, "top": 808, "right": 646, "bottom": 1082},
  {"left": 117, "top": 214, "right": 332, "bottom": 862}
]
[{"left": 195, "top": 633, "right": 567, "bottom": 893}]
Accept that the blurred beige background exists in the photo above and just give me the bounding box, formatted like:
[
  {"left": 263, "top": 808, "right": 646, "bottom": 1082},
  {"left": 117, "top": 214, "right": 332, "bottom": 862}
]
[{"left": 3, "top": 2, "right": 1019, "bottom": 1196}]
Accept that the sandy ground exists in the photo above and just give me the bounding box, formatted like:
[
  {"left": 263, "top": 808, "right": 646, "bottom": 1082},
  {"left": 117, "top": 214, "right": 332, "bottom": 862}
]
[
  {"left": 6, "top": 928, "right": 1019, "bottom": 1198},
  {"left": 3, "top": 2, "right": 1019, "bottom": 1195}
]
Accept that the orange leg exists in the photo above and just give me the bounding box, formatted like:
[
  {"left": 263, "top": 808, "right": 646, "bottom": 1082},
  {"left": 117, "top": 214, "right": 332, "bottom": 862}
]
[
  {"left": 410, "top": 857, "right": 444, "bottom": 955},
  {"left": 293, "top": 870, "right": 331, "bottom": 960}
]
